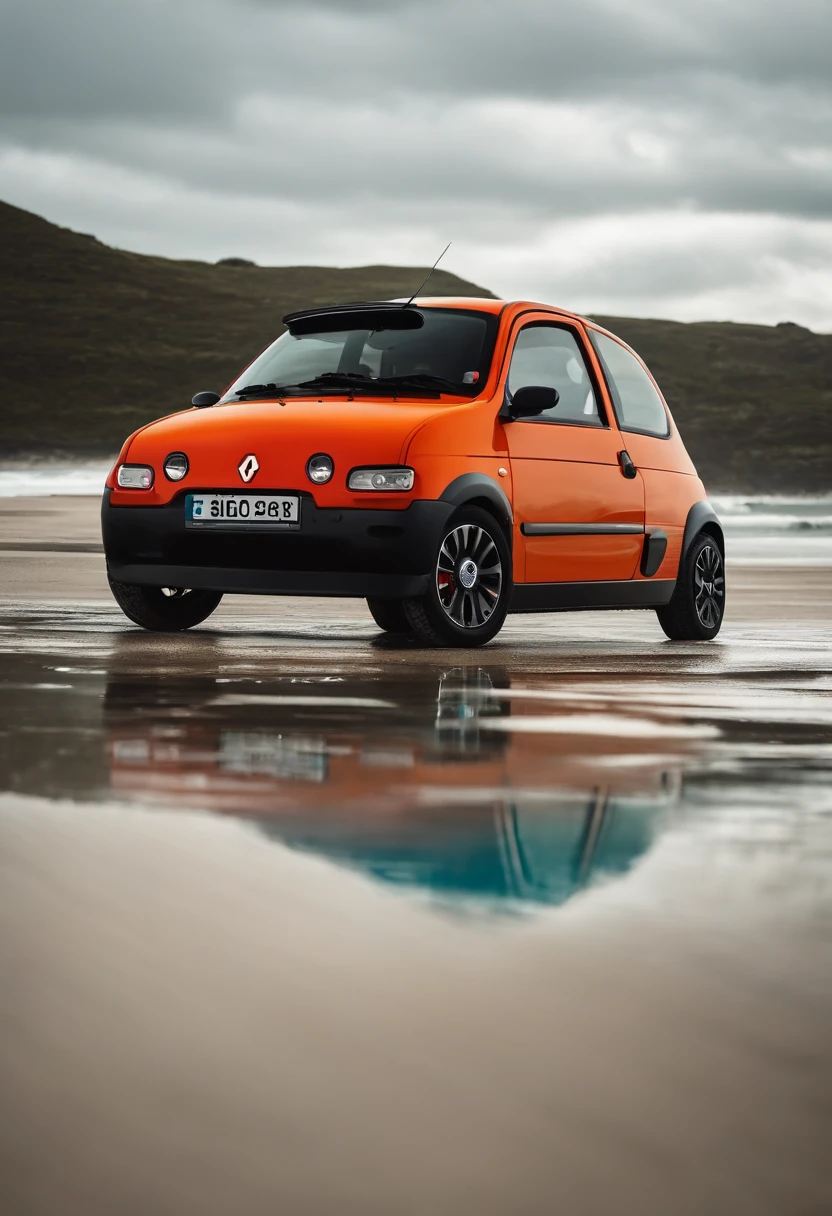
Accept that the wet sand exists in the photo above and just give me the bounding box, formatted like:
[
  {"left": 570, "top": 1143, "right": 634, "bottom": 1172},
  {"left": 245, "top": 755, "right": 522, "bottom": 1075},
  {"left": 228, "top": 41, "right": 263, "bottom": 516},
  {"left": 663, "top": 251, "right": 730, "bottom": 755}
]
[{"left": 1, "top": 497, "right": 831, "bottom": 1216}]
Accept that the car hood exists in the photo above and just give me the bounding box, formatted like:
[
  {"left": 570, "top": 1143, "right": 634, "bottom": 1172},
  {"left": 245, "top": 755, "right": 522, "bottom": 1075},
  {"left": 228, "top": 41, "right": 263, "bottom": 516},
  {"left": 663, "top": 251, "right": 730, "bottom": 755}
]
[{"left": 123, "top": 396, "right": 446, "bottom": 501}]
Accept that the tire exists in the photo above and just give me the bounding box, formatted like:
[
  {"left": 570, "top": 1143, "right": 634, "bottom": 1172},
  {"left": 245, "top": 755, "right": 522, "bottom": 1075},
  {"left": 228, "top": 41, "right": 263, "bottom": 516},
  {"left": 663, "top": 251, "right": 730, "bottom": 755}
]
[
  {"left": 402, "top": 507, "right": 512, "bottom": 647},
  {"left": 366, "top": 598, "right": 410, "bottom": 633},
  {"left": 108, "top": 575, "right": 223, "bottom": 632},
  {"left": 657, "top": 531, "right": 725, "bottom": 640}
]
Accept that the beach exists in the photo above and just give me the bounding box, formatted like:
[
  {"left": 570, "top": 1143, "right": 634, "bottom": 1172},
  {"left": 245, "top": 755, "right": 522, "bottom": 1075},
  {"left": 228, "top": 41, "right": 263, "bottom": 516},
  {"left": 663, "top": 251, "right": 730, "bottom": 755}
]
[{"left": 1, "top": 489, "right": 831, "bottom": 1216}]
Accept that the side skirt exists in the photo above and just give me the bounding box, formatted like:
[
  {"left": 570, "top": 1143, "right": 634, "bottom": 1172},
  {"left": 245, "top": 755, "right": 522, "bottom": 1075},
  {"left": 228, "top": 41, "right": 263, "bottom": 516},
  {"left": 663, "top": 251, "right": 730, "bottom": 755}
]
[{"left": 509, "top": 579, "right": 675, "bottom": 614}]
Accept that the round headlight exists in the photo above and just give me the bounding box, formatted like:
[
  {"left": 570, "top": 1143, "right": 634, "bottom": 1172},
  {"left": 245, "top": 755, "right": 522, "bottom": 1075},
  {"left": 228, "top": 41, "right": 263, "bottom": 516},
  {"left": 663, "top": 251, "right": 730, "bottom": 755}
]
[
  {"left": 163, "top": 452, "right": 189, "bottom": 482},
  {"left": 306, "top": 453, "right": 334, "bottom": 484}
]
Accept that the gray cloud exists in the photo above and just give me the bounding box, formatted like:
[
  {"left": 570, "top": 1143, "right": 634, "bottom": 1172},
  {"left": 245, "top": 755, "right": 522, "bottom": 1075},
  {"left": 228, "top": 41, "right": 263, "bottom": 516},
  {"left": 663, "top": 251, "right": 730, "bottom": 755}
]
[{"left": 0, "top": 0, "right": 830, "bottom": 327}]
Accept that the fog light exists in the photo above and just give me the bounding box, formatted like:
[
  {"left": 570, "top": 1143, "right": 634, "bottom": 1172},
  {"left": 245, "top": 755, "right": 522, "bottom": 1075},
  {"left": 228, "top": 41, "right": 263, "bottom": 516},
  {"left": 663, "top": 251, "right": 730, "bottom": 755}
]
[
  {"left": 307, "top": 453, "right": 334, "bottom": 484},
  {"left": 348, "top": 467, "right": 414, "bottom": 492},
  {"left": 163, "top": 452, "right": 189, "bottom": 481},
  {"left": 117, "top": 464, "right": 154, "bottom": 490}
]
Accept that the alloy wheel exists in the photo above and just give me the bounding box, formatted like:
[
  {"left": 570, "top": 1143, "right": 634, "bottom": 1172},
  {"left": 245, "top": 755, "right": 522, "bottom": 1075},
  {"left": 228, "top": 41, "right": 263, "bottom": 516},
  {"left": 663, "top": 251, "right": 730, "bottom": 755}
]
[
  {"left": 436, "top": 524, "right": 503, "bottom": 628},
  {"left": 694, "top": 543, "right": 724, "bottom": 629}
]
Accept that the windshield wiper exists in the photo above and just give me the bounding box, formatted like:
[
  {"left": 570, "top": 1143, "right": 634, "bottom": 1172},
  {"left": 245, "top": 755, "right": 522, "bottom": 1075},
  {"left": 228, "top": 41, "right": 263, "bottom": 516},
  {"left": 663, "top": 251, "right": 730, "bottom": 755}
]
[
  {"left": 233, "top": 382, "right": 287, "bottom": 398},
  {"left": 234, "top": 374, "right": 381, "bottom": 398},
  {"left": 296, "top": 373, "right": 384, "bottom": 392},
  {"left": 296, "top": 372, "right": 455, "bottom": 396},
  {"left": 372, "top": 373, "right": 461, "bottom": 394},
  {"left": 305, "top": 372, "right": 371, "bottom": 383},
  {"left": 232, "top": 371, "right": 459, "bottom": 399}
]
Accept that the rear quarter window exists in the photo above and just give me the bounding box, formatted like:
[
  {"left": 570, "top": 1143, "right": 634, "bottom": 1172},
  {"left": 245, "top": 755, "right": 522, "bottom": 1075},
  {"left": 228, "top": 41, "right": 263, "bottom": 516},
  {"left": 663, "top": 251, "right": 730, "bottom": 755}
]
[{"left": 589, "top": 330, "right": 670, "bottom": 438}]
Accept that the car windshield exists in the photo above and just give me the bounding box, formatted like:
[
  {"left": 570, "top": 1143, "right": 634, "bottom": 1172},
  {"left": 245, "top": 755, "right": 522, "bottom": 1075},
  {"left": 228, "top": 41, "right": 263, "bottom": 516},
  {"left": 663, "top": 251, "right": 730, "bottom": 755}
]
[{"left": 220, "top": 307, "right": 497, "bottom": 400}]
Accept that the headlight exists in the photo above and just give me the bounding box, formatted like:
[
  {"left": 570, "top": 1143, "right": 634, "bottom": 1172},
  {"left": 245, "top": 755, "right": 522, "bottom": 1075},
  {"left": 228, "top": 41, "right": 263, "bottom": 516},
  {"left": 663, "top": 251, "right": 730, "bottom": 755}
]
[
  {"left": 117, "top": 464, "right": 154, "bottom": 490},
  {"left": 163, "top": 452, "right": 189, "bottom": 482},
  {"left": 348, "top": 467, "right": 415, "bottom": 492},
  {"left": 306, "top": 453, "right": 334, "bottom": 484}
]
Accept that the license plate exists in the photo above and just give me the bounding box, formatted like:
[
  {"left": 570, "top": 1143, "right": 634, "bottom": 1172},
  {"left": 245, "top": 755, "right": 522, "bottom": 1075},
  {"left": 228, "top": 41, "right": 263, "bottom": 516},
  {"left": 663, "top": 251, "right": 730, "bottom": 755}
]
[
  {"left": 185, "top": 493, "right": 300, "bottom": 529},
  {"left": 219, "top": 731, "right": 327, "bottom": 782}
]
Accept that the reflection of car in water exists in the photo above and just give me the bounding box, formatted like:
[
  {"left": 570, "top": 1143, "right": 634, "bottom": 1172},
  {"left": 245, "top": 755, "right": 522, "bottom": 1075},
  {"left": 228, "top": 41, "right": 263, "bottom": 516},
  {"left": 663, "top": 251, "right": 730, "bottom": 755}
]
[{"left": 104, "top": 668, "right": 681, "bottom": 908}]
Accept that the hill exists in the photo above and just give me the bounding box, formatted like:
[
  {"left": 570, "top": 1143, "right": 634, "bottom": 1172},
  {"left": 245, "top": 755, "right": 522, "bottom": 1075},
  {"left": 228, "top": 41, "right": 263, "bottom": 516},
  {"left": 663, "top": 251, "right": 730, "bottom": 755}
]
[
  {"left": 589, "top": 314, "right": 831, "bottom": 494},
  {"left": 0, "top": 201, "right": 493, "bottom": 456},
  {"left": 1, "top": 200, "right": 830, "bottom": 492}
]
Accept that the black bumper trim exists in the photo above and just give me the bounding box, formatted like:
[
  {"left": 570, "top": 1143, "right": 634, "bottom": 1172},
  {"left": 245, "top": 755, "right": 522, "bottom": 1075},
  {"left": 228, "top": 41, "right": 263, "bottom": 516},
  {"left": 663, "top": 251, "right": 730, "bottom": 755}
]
[
  {"left": 107, "top": 563, "right": 430, "bottom": 599},
  {"left": 102, "top": 490, "right": 455, "bottom": 594}
]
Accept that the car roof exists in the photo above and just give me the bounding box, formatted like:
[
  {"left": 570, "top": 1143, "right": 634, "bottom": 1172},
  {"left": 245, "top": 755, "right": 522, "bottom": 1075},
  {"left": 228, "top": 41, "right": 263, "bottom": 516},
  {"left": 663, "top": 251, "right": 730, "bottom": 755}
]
[
  {"left": 405, "top": 297, "right": 589, "bottom": 323},
  {"left": 284, "top": 296, "right": 592, "bottom": 329}
]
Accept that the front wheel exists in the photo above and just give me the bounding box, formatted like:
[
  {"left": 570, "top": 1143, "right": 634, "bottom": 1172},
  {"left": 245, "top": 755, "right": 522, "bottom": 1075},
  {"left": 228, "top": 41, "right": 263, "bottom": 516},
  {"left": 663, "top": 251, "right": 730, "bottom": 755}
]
[
  {"left": 656, "top": 532, "right": 725, "bottom": 640},
  {"left": 403, "top": 507, "right": 512, "bottom": 647},
  {"left": 108, "top": 576, "right": 223, "bottom": 631}
]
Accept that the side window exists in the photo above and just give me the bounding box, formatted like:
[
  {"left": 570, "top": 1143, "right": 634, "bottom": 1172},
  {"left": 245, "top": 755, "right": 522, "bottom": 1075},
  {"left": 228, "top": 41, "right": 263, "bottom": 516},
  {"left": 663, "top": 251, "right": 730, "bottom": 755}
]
[
  {"left": 590, "top": 331, "right": 670, "bottom": 438},
  {"left": 507, "top": 325, "right": 603, "bottom": 427}
]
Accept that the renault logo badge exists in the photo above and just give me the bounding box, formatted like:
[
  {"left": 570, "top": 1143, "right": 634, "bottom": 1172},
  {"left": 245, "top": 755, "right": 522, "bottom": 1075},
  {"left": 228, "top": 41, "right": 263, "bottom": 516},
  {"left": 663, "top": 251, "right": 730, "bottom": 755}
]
[{"left": 238, "top": 454, "right": 259, "bottom": 483}]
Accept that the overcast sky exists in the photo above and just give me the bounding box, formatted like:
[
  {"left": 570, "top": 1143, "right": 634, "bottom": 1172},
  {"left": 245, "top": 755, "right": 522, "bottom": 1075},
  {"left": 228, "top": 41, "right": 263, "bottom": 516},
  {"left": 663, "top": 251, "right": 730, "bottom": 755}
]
[{"left": 1, "top": 0, "right": 831, "bottom": 328}]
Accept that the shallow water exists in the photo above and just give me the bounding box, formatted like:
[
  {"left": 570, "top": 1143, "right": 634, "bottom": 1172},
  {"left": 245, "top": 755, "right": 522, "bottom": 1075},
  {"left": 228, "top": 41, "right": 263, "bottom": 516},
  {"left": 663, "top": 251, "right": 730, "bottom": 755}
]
[{"left": 1, "top": 601, "right": 830, "bottom": 918}]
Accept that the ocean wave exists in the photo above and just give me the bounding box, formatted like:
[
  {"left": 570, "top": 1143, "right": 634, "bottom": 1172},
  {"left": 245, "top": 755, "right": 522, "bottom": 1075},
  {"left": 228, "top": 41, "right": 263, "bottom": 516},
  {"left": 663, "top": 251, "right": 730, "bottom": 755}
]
[
  {"left": 0, "top": 463, "right": 113, "bottom": 497},
  {"left": 721, "top": 515, "right": 832, "bottom": 532},
  {"left": 710, "top": 495, "right": 832, "bottom": 513}
]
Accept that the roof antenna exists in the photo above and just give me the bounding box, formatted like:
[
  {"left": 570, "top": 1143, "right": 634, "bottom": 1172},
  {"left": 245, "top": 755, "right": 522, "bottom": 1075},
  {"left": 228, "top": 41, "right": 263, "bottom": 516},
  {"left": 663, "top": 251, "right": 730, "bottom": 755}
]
[{"left": 404, "top": 241, "right": 451, "bottom": 307}]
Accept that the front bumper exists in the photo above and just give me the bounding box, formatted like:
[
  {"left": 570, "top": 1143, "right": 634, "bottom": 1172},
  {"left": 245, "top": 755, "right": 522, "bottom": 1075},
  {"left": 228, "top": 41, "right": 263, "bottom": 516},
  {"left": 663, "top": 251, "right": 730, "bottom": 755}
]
[{"left": 102, "top": 489, "right": 455, "bottom": 598}]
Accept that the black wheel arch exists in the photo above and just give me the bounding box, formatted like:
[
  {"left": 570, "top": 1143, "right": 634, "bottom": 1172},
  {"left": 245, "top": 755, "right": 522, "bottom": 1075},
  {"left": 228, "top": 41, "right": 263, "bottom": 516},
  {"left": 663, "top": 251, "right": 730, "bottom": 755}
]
[
  {"left": 439, "top": 474, "right": 513, "bottom": 542},
  {"left": 682, "top": 500, "right": 724, "bottom": 562}
]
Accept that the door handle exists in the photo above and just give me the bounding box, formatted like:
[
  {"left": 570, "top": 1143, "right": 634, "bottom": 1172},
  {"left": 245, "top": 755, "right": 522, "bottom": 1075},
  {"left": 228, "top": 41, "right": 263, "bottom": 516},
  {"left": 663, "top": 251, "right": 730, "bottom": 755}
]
[{"left": 618, "top": 450, "right": 637, "bottom": 479}]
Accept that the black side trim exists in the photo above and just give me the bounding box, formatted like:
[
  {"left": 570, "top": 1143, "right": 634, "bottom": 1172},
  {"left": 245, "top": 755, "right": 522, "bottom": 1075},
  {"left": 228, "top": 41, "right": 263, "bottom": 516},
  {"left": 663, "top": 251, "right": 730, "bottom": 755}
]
[
  {"left": 641, "top": 529, "right": 668, "bottom": 577},
  {"left": 521, "top": 522, "right": 643, "bottom": 537},
  {"left": 107, "top": 563, "right": 431, "bottom": 600},
  {"left": 682, "top": 501, "right": 724, "bottom": 560},
  {"left": 509, "top": 579, "right": 675, "bottom": 613},
  {"left": 440, "top": 473, "right": 513, "bottom": 525}
]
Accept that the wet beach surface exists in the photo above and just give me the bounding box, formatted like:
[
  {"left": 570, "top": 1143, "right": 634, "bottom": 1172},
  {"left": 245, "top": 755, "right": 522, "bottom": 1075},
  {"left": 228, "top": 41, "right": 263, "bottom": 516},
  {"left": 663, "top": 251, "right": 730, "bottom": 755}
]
[{"left": 1, "top": 499, "right": 831, "bottom": 1215}]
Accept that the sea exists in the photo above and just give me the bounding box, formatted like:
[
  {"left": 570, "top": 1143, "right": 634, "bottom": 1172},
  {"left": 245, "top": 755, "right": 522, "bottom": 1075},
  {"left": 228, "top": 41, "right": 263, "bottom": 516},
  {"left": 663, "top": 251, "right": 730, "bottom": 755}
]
[{"left": 0, "top": 461, "right": 829, "bottom": 565}]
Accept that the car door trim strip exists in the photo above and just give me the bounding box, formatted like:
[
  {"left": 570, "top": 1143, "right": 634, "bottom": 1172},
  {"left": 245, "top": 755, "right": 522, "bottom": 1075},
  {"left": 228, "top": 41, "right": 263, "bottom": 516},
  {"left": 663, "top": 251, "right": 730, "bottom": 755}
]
[{"left": 520, "top": 522, "right": 644, "bottom": 536}]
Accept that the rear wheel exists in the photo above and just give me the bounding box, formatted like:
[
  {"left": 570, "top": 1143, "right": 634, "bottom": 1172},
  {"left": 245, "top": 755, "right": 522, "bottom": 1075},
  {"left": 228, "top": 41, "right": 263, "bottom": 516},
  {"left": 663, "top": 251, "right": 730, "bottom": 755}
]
[
  {"left": 657, "top": 532, "right": 725, "bottom": 640},
  {"left": 403, "top": 507, "right": 512, "bottom": 648},
  {"left": 366, "top": 598, "right": 409, "bottom": 634},
  {"left": 108, "top": 576, "right": 223, "bottom": 631}
]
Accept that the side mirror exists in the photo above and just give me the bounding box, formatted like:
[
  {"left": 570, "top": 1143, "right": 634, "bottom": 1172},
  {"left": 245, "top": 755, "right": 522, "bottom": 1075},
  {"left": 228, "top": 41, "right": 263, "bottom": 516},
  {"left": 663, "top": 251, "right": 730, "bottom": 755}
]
[
  {"left": 504, "top": 384, "right": 559, "bottom": 420},
  {"left": 192, "top": 391, "right": 220, "bottom": 408}
]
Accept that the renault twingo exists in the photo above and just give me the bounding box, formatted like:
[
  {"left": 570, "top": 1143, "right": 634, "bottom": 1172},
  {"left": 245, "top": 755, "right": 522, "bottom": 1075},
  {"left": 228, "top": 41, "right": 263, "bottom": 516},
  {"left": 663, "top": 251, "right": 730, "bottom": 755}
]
[{"left": 102, "top": 298, "right": 725, "bottom": 647}]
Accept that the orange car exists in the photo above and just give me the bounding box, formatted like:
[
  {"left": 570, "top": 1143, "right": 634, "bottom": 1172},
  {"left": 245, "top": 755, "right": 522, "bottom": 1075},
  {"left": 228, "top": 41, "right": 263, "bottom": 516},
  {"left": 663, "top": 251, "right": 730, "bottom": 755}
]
[{"left": 102, "top": 297, "right": 725, "bottom": 647}]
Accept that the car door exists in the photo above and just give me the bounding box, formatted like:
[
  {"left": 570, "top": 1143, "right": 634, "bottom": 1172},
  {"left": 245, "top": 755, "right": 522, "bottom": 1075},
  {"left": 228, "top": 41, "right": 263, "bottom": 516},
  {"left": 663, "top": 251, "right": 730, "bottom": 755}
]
[
  {"left": 587, "top": 327, "right": 696, "bottom": 579},
  {"left": 503, "top": 319, "right": 644, "bottom": 584}
]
